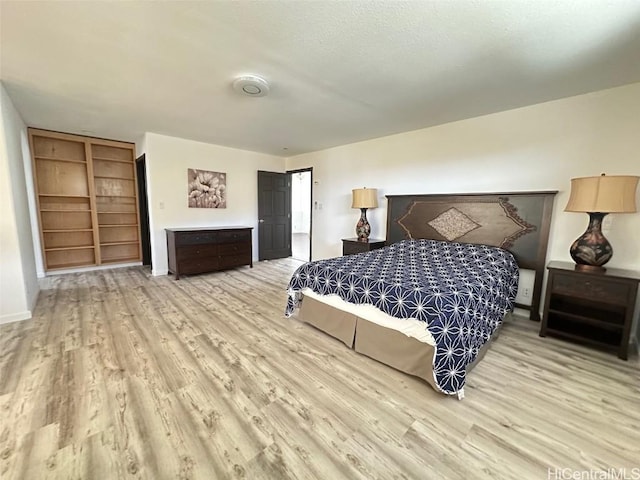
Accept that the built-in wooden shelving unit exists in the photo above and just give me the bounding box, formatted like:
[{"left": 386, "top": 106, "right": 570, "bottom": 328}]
[{"left": 29, "top": 129, "right": 141, "bottom": 271}]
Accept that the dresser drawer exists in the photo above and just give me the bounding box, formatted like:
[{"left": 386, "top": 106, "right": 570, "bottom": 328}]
[
  {"left": 179, "top": 257, "right": 221, "bottom": 274},
  {"left": 218, "top": 242, "right": 251, "bottom": 256},
  {"left": 177, "top": 244, "right": 219, "bottom": 260},
  {"left": 218, "top": 230, "right": 251, "bottom": 244},
  {"left": 219, "top": 253, "right": 252, "bottom": 269},
  {"left": 552, "top": 273, "right": 629, "bottom": 305},
  {"left": 176, "top": 231, "right": 218, "bottom": 245}
]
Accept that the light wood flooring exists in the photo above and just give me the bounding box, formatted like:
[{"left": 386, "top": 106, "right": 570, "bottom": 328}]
[{"left": 1, "top": 259, "right": 639, "bottom": 479}]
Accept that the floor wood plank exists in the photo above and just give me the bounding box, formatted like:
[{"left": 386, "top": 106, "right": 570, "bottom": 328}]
[{"left": 0, "top": 259, "right": 638, "bottom": 479}]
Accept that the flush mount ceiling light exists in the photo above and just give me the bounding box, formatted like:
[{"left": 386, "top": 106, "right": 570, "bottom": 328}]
[{"left": 232, "top": 75, "right": 270, "bottom": 97}]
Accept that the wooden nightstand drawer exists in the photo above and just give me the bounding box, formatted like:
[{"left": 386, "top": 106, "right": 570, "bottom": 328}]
[
  {"left": 343, "top": 242, "right": 368, "bottom": 255},
  {"left": 342, "top": 238, "right": 386, "bottom": 255},
  {"left": 552, "top": 273, "right": 629, "bottom": 305}
]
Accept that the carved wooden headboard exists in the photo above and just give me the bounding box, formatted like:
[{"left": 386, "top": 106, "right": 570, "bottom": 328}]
[{"left": 386, "top": 191, "right": 557, "bottom": 321}]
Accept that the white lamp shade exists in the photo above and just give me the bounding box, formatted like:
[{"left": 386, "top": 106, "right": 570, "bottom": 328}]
[
  {"left": 565, "top": 175, "right": 639, "bottom": 213},
  {"left": 352, "top": 188, "right": 378, "bottom": 209}
]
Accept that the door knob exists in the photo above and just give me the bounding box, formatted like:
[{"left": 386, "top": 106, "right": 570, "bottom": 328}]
[{"left": 259, "top": 219, "right": 265, "bottom": 223}]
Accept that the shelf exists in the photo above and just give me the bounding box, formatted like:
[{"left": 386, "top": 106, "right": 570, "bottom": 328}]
[
  {"left": 96, "top": 197, "right": 136, "bottom": 204},
  {"left": 101, "top": 256, "right": 139, "bottom": 264},
  {"left": 41, "top": 212, "right": 93, "bottom": 230},
  {"left": 41, "top": 209, "right": 90, "bottom": 212},
  {"left": 544, "top": 328, "right": 618, "bottom": 351},
  {"left": 552, "top": 290, "right": 626, "bottom": 308},
  {"left": 43, "top": 230, "right": 95, "bottom": 250},
  {"left": 45, "top": 247, "right": 96, "bottom": 269},
  {"left": 92, "top": 156, "right": 133, "bottom": 164},
  {"left": 547, "top": 309, "right": 623, "bottom": 331},
  {"left": 98, "top": 210, "right": 138, "bottom": 216},
  {"left": 45, "top": 245, "right": 95, "bottom": 252},
  {"left": 39, "top": 197, "right": 91, "bottom": 211},
  {"left": 43, "top": 229, "right": 94, "bottom": 233},
  {"left": 549, "top": 295, "right": 625, "bottom": 323},
  {"left": 35, "top": 155, "right": 86, "bottom": 164},
  {"left": 96, "top": 195, "right": 136, "bottom": 198},
  {"left": 94, "top": 175, "right": 134, "bottom": 181},
  {"left": 39, "top": 194, "right": 90, "bottom": 198},
  {"left": 99, "top": 224, "right": 138, "bottom": 227},
  {"left": 47, "top": 261, "right": 98, "bottom": 270},
  {"left": 546, "top": 314, "right": 622, "bottom": 347},
  {"left": 100, "top": 241, "right": 139, "bottom": 246}
]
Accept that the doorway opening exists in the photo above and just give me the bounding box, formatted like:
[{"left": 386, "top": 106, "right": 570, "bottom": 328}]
[
  {"left": 289, "top": 168, "right": 312, "bottom": 262},
  {"left": 135, "top": 154, "right": 152, "bottom": 267}
]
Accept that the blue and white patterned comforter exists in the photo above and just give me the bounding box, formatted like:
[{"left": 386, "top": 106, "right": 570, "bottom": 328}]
[{"left": 285, "top": 239, "right": 519, "bottom": 394}]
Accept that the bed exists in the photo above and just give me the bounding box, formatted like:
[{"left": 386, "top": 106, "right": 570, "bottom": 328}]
[{"left": 285, "top": 191, "right": 557, "bottom": 397}]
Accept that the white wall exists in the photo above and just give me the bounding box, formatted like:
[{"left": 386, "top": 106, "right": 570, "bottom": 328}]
[
  {"left": 0, "top": 83, "right": 39, "bottom": 324},
  {"left": 144, "top": 132, "right": 284, "bottom": 275},
  {"left": 286, "top": 83, "right": 640, "bottom": 274},
  {"left": 135, "top": 134, "right": 147, "bottom": 159}
]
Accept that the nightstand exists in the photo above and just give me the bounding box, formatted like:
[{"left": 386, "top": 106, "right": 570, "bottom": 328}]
[
  {"left": 540, "top": 261, "right": 640, "bottom": 360},
  {"left": 342, "top": 238, "right": 386, "bottom": 256}
]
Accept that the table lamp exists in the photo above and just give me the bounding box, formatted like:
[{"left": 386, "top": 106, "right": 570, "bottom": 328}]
[
  {"left": 352, "top": 188, "right": 378, "bottom": 241},
  {"left": 565, "top": 173, "right": 639, "bottom": 271}
]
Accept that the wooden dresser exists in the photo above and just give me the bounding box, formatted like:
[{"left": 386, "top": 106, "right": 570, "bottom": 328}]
[{"left": 166, "top": 227, "right": 253, "bottom": 279}]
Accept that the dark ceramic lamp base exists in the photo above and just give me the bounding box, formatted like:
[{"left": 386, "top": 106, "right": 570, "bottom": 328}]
[
  {"left": 356, "top": 208, "right": 371, "bottom": 241},
  {"left": 569, "top": 212, "right": 612, "bottom": 272}
]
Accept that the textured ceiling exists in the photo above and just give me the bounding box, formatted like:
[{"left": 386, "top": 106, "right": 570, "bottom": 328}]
[{"left": 2, "top": 1, "right": 640, "bottom": 156}]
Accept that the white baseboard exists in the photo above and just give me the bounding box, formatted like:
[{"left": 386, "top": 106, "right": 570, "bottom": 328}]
[{"left": 0, "top": 310, "right": 32, "bottom": 325}]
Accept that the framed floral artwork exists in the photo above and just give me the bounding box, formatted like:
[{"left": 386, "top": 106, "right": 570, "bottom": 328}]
[{"left": 187, "top": 169, "right": 227, "bottom": 208}]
